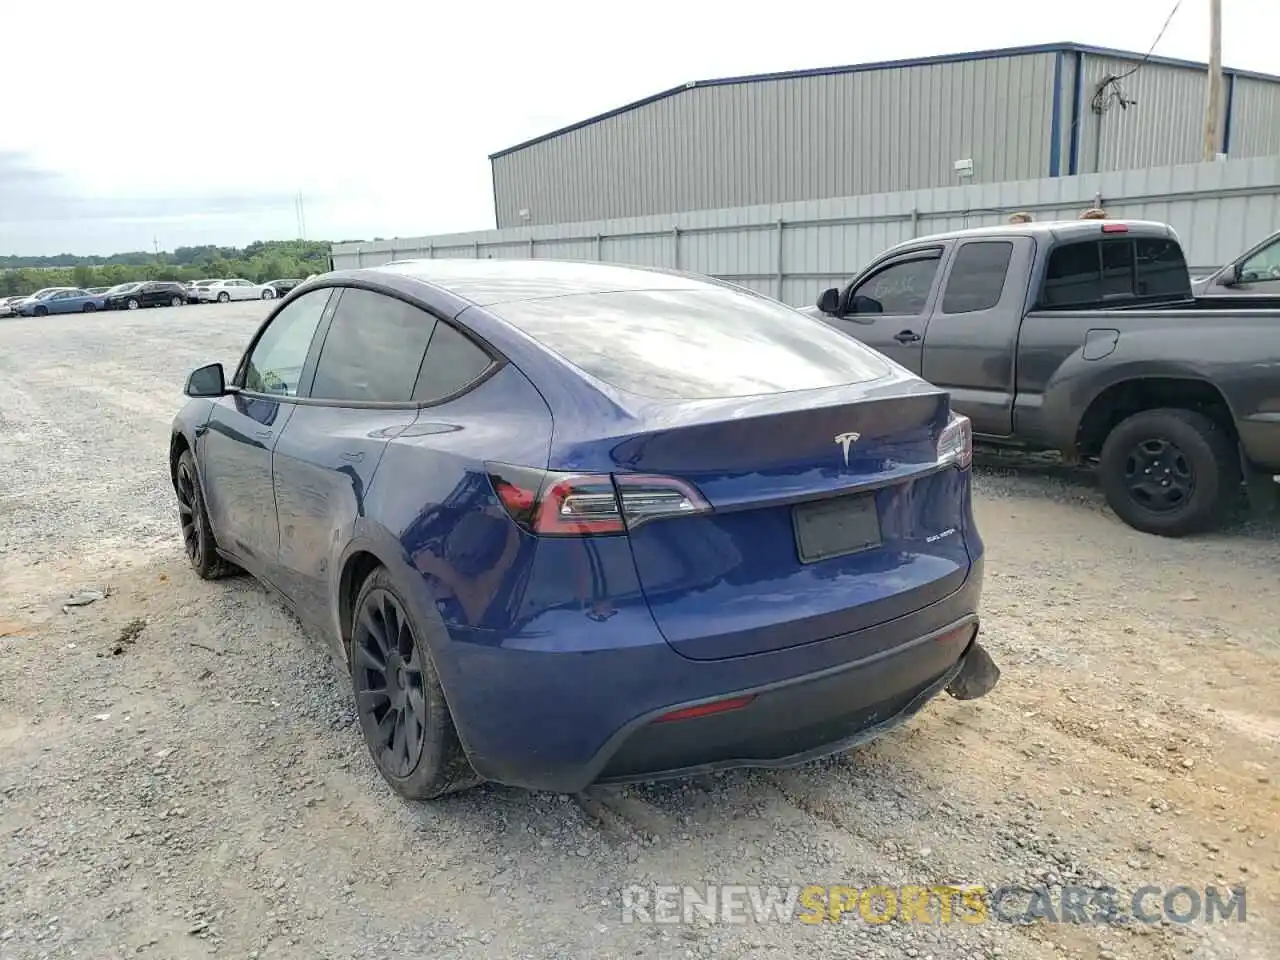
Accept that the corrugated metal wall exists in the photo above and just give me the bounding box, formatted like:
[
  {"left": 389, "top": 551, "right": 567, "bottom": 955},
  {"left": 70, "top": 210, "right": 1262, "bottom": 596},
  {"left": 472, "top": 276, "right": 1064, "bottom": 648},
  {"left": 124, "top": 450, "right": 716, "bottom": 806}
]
[
  {"left": 491, "top": 48, "right": 1280, "bottom": 228},
  {"left": 492, "top": 52, "right": 1059, "bottom": 228},
  {"left": 335, "top": 156, "right": 1280, "bottom": 308},
  {"left": 1075, "top": 53, "right": 1217, "bottom": 174},
  {"left": 1228, "top": 77, "right": 1280, "bottom": 158}
]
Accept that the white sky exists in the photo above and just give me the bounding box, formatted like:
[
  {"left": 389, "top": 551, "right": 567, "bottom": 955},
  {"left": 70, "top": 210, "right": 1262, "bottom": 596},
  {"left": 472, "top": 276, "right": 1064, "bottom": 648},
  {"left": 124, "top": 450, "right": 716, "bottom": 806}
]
[{"left": 2, "top": 0, "right": 1276, "bottom": 255}]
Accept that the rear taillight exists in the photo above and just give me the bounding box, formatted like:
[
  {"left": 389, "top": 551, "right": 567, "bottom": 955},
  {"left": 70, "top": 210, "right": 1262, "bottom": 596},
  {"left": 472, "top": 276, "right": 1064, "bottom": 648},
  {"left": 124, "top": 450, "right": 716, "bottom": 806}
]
[
  {"left": 487, "top": 463, "right": 711, "bottom": 537},
  {"left": 936, "top": 413, "right": 973, "bottom": 469}
]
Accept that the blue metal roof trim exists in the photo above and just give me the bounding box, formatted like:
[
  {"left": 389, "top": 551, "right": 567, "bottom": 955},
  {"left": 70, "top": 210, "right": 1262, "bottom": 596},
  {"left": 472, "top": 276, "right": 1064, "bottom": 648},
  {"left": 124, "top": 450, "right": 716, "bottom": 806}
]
[{"left": 488, "top": 41, "right": 1280, "bottom": 161}]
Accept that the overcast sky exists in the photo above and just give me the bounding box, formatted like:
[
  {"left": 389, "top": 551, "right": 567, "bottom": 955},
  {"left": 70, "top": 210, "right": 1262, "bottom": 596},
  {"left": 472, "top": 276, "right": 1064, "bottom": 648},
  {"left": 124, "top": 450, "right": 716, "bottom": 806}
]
[{"left": 2, "top": 0, "right": 1275, "bottom": 256}]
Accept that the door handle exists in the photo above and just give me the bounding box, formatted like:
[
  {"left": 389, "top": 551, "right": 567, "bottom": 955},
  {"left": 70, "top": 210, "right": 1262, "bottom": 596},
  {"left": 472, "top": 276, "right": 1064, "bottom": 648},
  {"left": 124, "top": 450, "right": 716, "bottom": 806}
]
[
  {"left": 255, "top": 429, "right": 273, "bottom": 440},
  {"left": 340, "top": 451, "right": 366, "bottom": 463},
  {"left": 894, "top": 330, "right": 922, "bottom": 344}
]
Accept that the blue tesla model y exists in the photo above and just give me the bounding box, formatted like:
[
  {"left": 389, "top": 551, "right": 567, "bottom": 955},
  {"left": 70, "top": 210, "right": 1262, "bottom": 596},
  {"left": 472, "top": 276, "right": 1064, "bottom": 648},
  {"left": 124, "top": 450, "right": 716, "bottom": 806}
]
[{"left": 170, "top": 259, "right": 998, "bottom": 799}]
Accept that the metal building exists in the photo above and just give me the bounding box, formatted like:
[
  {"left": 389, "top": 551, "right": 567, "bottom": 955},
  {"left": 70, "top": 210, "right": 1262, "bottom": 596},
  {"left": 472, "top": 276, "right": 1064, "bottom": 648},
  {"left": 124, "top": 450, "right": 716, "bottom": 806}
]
[{"left": 490, "top": 42, "right": 1280, "bottom": 228}]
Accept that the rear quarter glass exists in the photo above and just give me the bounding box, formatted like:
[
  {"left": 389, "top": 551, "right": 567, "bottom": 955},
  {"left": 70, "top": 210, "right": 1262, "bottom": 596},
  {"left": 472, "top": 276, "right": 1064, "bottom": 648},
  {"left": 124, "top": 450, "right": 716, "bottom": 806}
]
[{"left": 486, "top": 288, "right": 893, "bottom": 400}]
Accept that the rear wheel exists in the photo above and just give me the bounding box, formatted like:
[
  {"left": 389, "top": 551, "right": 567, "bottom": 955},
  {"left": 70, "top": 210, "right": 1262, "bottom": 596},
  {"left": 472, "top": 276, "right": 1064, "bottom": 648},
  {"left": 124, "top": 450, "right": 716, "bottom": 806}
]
[
  {"left": 1098, "top": 408, "right": 1239, "bottom": 537},
  {"left": 217, "top": 291, "right": 230, "bottom": 303},
  {"left": 170, "top": 295, "right": 183, "bottom": 307},
  {"left": 174, "top": 449, "right": 236, "bottom": 579},
  {"left": 261, "top": 288, "right": 275, "bottom": 300},
  {"left": 350, "top": 567, "right": 480, "bottom": 800}
]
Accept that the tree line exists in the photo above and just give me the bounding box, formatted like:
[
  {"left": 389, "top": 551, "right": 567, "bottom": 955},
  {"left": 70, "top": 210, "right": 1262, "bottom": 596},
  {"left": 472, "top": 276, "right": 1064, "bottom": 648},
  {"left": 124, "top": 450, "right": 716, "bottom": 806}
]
[{"left": 0, "top": 240, "right": 334, "bottom": 298}]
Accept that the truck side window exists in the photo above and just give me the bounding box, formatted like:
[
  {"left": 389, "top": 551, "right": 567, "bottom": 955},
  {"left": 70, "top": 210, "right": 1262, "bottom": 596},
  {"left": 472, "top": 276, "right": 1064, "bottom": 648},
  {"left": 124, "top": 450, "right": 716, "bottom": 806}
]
[
  {"left": 941, "top": 241, "right": 1013, "bottom": 314},
  {"left": 851, "top": 258, "right": 939, "bottom": 316},
  {"left": 1043, "top": 238, "right": 1190, "bottom": 307}
]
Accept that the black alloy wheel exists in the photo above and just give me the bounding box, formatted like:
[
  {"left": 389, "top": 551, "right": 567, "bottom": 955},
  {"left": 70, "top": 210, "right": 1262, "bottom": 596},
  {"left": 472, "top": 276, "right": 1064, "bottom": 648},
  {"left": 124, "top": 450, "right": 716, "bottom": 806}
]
[
  {"left": 1122, "top": 437, "right": 1193, "bottom": 513},
  {"left": 174, "top": 450, "right": 235, "bottom": 578},
  {"left": 350, "top": 567, "right": 480, "bottom": 799}
]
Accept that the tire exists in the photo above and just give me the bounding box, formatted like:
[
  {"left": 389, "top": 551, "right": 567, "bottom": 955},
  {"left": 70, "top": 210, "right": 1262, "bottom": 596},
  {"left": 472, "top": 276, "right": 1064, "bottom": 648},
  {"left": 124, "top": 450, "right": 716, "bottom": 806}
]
[
  {"left": 82, "top": 303, "right": 96, "bottom": 313},
  {"left": 350, "top": 567, "right": 480, "bottom": 800},
  {"left": 1098, "top": 407, "right": 1240, "bottom": 537},
  {"left": 261, "top": 288, "right": 275, "bottom": 300},
  {"left": 33, "top": 306, "right": 48, "bottom": 317},
  {"left": 173, "top": 449, "right": 236, "bottom": 579},
  {"left": 217, "top": 292, "right": 230, "bottom": 303},
  {"left": 170, "top": 296, "right": 183, "bottom": 307},
  {"left": 126, "top": 298, "right": 140, "bottom": 310}
]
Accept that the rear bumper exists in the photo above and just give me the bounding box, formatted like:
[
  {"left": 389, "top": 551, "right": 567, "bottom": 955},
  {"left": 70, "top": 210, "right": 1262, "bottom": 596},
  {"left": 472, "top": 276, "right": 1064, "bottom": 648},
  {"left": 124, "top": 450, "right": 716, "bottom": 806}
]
[
  {"left": 594, "top": 620, "right": 982, "bottom": 787},
  {"left": 427, "top": 556, "right": 987, "bottom": 793}
]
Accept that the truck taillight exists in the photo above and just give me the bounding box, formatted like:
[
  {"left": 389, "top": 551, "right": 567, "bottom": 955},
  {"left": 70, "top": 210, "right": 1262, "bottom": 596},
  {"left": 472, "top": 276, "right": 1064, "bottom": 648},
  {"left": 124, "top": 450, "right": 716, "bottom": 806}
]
[
  {"left": 936, "top": 413, "right": 973, "bottom": 469},
  {"left": 487, "top": 463, "right": 711, "bottom": 536}
]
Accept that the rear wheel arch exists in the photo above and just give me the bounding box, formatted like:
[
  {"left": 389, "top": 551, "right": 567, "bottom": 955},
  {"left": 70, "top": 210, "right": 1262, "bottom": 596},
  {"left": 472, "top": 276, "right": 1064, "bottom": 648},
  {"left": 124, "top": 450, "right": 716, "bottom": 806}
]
[{"left": 1075, "top": 377, "right": 1239, "bottom": 459}]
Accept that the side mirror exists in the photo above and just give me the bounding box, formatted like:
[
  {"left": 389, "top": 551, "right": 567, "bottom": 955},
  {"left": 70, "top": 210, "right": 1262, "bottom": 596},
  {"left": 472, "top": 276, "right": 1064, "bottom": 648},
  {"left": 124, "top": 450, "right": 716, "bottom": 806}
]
[
  {"left": 185, "top": 362, "right": 226, "bottom": 398},
  {"left": 848, "top": 295, "right": 884, "bottom": 316},
  {"left": 816, "top": 287, "right": 841, "bottom": 314}
]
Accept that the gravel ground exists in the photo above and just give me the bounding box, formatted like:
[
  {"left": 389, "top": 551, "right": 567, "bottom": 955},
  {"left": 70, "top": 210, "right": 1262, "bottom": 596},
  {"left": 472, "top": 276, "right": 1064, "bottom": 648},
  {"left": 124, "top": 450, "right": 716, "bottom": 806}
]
[{"left": 0, "top": 303, "right": 1277, "bottom": 960}]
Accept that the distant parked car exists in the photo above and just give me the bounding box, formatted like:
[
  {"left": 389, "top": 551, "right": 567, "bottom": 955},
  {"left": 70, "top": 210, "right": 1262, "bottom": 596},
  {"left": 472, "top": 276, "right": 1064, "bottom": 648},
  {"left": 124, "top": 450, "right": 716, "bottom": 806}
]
[
  {"left": 260, "top": 279, "right": 302, "bottom": 299},
  {"left": 187, "top": 279, "right": 218, "bottom": 303},
  {"left": 0, "top": 295, "right": 30, "bottom": 317},
  {"left": 196, "top": 278, "right": 262, "bottom": 303},
  {"left": 103, "top": 280, "right": 188, "bottom": 310},
  {"left": 17, "top": 288, "right": 106, "bottom": 316}
]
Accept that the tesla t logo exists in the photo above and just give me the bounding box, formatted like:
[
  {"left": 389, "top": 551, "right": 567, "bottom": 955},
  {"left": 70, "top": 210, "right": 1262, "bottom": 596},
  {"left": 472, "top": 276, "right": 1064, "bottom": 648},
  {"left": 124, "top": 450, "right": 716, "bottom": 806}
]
[{"left": 834, "top": 432, "right": 861, "bottom": 467}]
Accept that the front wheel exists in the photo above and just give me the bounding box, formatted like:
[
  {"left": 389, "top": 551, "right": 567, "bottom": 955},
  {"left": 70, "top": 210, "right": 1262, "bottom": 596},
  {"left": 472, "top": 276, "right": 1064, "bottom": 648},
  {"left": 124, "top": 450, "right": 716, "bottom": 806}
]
[
  {"left": 170, "top": 295, "right": 183, "bottom": 307},
  {"left": 216, "top": 292, "right": 230, "bottom": 303},
  {"left": 82, "top": 303, "right": 96, "bottom": 312},
  {"left": 173, "top": 450, "right": 236, "bottom": 579},
  {"left": 126, "top": 298, "right": 140, "bottom": 310},
  {"left": 1098, "top": 408, "right": 1239, "bottom": 537},
  {"left": 261, "top": 288, "right": 275, "bottom": 300},
  {"left": 33, "top": 306, "right": 49, "bottom": 317},
  {"left": 350, "top": 567, "right": 480, "bottom": 800}
]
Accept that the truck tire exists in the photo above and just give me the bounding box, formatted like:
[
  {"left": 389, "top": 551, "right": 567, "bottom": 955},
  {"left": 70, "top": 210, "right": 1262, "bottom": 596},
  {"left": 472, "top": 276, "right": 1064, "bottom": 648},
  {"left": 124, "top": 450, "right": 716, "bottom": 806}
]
[{"left": 1098, "top": 408, "right": 1239, "bottom": 537}]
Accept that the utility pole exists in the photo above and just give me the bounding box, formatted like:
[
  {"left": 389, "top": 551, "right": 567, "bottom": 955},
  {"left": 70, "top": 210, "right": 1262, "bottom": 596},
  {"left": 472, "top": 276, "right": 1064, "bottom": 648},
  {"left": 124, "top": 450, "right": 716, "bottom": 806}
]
[{"left": 1203, "top": 0, "right": 1223, "bottom": 160}]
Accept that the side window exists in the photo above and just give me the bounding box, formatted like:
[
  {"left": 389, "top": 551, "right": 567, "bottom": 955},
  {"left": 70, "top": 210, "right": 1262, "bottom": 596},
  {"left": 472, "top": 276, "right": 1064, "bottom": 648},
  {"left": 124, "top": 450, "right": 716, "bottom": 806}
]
[
  {"left": 241, "top": 289, "right": 332, "bottom": 396},
  {"left": 940, "top": 241, "right": 1014, "bottom": 314},
  {"left": 1042, "top": 241, "right": 1102, "bottom": 307},
  {"left": 1239, "top": 237, "right": 1280, "bottom": 283},
  {"left": 310, "top": 288, "right": 436, "bottom": 403},
  {"left": 851, "top": 256, "right": 940, "bottom": 315},
  {"left": 413, "top": 322, "right": 494, "bottom": 402},
  {"left": 1136, "top": 238, "right": 1189, "bottom": 296}
]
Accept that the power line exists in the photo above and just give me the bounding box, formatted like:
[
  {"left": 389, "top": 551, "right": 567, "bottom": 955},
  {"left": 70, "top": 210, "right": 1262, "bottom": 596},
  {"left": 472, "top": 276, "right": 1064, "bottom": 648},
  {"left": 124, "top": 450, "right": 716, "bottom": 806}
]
[{"left": 1092, "top": 0, "right": 1184, "bottom": 115}]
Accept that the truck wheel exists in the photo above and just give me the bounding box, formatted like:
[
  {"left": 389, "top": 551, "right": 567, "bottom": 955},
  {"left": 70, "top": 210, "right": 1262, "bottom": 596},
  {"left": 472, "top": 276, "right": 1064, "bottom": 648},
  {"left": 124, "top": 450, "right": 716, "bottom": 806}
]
[{"left": 1098, "top": 408, "right": 1239, "bottom": 537}]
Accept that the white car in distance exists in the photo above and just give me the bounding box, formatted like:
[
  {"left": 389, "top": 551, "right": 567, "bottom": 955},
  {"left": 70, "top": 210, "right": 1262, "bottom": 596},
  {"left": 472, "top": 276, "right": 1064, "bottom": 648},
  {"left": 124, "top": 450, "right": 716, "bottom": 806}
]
[{"left": 197, "top": 278, "right": 266, "bottom": 303}]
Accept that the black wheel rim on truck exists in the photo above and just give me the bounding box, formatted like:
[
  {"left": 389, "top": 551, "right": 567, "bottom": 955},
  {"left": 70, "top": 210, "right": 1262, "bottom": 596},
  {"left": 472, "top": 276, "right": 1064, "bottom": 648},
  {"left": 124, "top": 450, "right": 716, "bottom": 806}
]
[{"left": 1122, "top": 438, "right": 1194, "bottom": 513}]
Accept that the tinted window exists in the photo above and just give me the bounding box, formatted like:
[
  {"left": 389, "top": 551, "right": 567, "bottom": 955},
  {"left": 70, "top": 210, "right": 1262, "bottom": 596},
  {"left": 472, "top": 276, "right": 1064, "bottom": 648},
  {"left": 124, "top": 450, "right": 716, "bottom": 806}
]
[
  {"left": 852, "top": 257, "right": 939, "bottom": 315},
  {"left": 242, "top": 289, "right": 331, "bottom": 396},
  {"left": 1136, "top": 238, "right": 1190, "bottom": 295},
  {"left": 1043, "top": 238, "right": 1189, "bottom": 307},
  {"left": 488, "top": 287, "right": 891, "bottom": 401},
  {"left": 941, "top": 242, "right": 1013, "bottom": 314},
  {"left": 413, "top": 322, "right": 493, "bottom": 402},
  {"left": 310, "top": 288, "right": 436, "bottom": 403},
  {"left": 1042, "top": 242, "right": 1102, "bottom": 306}
]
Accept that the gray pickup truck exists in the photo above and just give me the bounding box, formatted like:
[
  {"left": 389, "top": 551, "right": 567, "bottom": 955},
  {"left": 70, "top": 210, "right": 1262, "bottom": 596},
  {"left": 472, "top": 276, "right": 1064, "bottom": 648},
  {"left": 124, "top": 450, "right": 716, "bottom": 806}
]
[{"left": 802, "top": 219, "right": 1280, "bottom": 537}]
